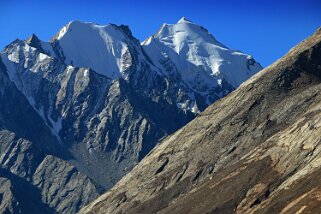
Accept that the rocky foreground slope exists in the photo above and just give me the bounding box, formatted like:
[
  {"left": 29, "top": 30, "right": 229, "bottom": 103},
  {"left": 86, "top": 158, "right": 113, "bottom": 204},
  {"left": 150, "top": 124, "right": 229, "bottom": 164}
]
[{"left": 81, "top": 27, "right": 321, "bottom": 214}]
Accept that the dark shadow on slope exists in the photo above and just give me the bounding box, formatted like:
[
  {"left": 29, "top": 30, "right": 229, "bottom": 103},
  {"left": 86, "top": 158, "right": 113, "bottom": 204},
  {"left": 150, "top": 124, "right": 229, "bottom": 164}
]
[{"left": 0, "top": 167, "right": 55, "bottom": 214}]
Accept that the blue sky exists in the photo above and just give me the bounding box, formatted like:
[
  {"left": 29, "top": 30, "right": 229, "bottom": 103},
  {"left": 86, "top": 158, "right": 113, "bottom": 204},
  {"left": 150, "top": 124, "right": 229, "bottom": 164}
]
[{"left": 1, "top": 0, "right": 320, "bottom": 66}]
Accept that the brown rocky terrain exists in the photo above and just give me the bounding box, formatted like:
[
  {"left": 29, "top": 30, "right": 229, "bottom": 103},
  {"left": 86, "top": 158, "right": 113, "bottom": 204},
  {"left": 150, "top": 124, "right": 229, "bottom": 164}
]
[{"left": 80, "top": 27, "right": 321, "bottom": 214}]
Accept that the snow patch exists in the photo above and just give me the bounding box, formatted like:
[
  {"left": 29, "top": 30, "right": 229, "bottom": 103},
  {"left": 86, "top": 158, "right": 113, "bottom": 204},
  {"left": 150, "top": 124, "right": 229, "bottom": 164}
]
[
  {"left": 84, "top": 69, "right": 89, "bottom": 77},
  {"left": 57, "top": 25, "right": 69, "bottom": 40},
  {"left": 38, "top": 53, "right": 49, "bottom": 61},
  {"left": 66, "top": 65, "right": 73, "bottom": 74},
  {"left": 7, "top": 51, "right": 19, "bottom": 63},
  {"left": 177, "top": 99, "right": 199, "bottom": 114},
  {"left": 217, "top": 79, "right": 222, "bottom": 86}
]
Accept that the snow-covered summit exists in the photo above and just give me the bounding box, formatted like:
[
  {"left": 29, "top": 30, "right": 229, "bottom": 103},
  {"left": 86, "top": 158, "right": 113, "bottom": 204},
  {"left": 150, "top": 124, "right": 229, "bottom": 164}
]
[
  {"left": 142, "top": 18, "right": 262, "bottom": 93},
  {"left": 46, "top": 19, "right": 261, "bottom": 96},
  {"left": 51, "top": 21, "right": 140, "bottom": 79},
  {"left": 177, "top": 17, "right": 193, "bottom": 24}
]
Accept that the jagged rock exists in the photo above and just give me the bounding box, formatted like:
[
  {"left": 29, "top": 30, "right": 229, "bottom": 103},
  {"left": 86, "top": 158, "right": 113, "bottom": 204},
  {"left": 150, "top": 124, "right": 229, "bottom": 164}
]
[
  {"left": 0, "top": 177, "right": 18, "bottom": 214},
  {"left": 33, "top": 155, "right": 100, "bottom": 213},
  {"left": 0, "top": 56, "right": 100, "bottom": 213}
]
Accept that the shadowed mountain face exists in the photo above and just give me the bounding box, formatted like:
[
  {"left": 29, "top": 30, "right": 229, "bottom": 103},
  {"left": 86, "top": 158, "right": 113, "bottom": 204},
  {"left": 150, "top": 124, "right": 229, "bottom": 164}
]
[
  {"left": 81, "top": 27, "right": 321, "bottom": 214},
  {"left": 0, "top": 57, "right": 100, "bottom": 213},
  {"left": 0, "top": 18, "right": 261, "bottom": 213}
]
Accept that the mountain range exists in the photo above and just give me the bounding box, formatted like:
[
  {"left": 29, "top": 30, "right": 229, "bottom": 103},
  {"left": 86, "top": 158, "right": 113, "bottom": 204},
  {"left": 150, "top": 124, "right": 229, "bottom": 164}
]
[{"left": 0, "top": 17, "right": 262, "bottom": 213}]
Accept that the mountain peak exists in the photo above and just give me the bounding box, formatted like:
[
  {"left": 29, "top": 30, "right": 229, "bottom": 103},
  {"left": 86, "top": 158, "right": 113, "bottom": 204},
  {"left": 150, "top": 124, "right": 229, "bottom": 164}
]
[
  {"left": 142, "top": 17, "right": 262, "bottom": 89},
  {"left": 49, "top": 20, "right": 143, "bottom": 79},
  {"left": 25, "top": 33, "right": 46, "bottom": 52},
  {"left": 51, "top": 20, "right": 102, "bottom": 42},
  {"left": 27, "top": 33, "right": 40, "bottom": 41},
  {"left": 177, "top": 17, "right": 193, "bottom": 24},
  {"left": 26, "top": 33, "right": 42, "bottom": 46}
]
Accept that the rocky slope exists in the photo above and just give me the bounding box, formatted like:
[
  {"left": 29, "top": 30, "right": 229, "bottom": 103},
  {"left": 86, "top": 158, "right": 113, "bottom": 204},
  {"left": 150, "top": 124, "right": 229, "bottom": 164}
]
[
  {"left": 0, "top": 57, "right": 100, "bottom": 213},
  {"left": 0, "top": 18, "right": 261, "bottom": 213},
  {"left": 81, "top": 27, "right": 321, "bottom": 214}
]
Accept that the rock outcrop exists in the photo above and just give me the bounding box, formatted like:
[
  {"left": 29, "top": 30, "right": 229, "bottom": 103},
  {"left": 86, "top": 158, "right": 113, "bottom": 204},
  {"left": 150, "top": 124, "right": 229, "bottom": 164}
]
[{"left": 0, "top": 56, "right": 100, "bottom": 213}]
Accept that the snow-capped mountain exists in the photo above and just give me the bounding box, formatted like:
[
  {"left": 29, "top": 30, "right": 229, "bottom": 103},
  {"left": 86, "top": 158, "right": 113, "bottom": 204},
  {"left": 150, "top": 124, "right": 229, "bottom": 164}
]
[
  {"left": 44, "top": 18, "right": 262, "bottom": 113},
  {"left": 50, "top": 21, "right": 147, "bottom": 79},
  {"left": 143, "top": 17, "right": 262, "bottom": 106},
  {"left": 0, "top": 18, "right": 262, "bottom": 213}
]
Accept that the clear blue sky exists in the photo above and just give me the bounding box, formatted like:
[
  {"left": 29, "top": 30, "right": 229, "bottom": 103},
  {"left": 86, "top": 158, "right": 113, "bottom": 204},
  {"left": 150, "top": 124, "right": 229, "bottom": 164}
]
[{"left": 1, "top": 0, "right": 320, "bottom": 67}]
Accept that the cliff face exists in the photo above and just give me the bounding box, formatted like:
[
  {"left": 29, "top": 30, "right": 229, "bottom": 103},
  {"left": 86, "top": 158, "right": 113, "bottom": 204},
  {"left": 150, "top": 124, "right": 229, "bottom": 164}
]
[
  {"left": 0, "top": 57, "right": 100, "bottom": 213},
  {"left": 81, "top": 27, "right": 321, "bottom": 214}
]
